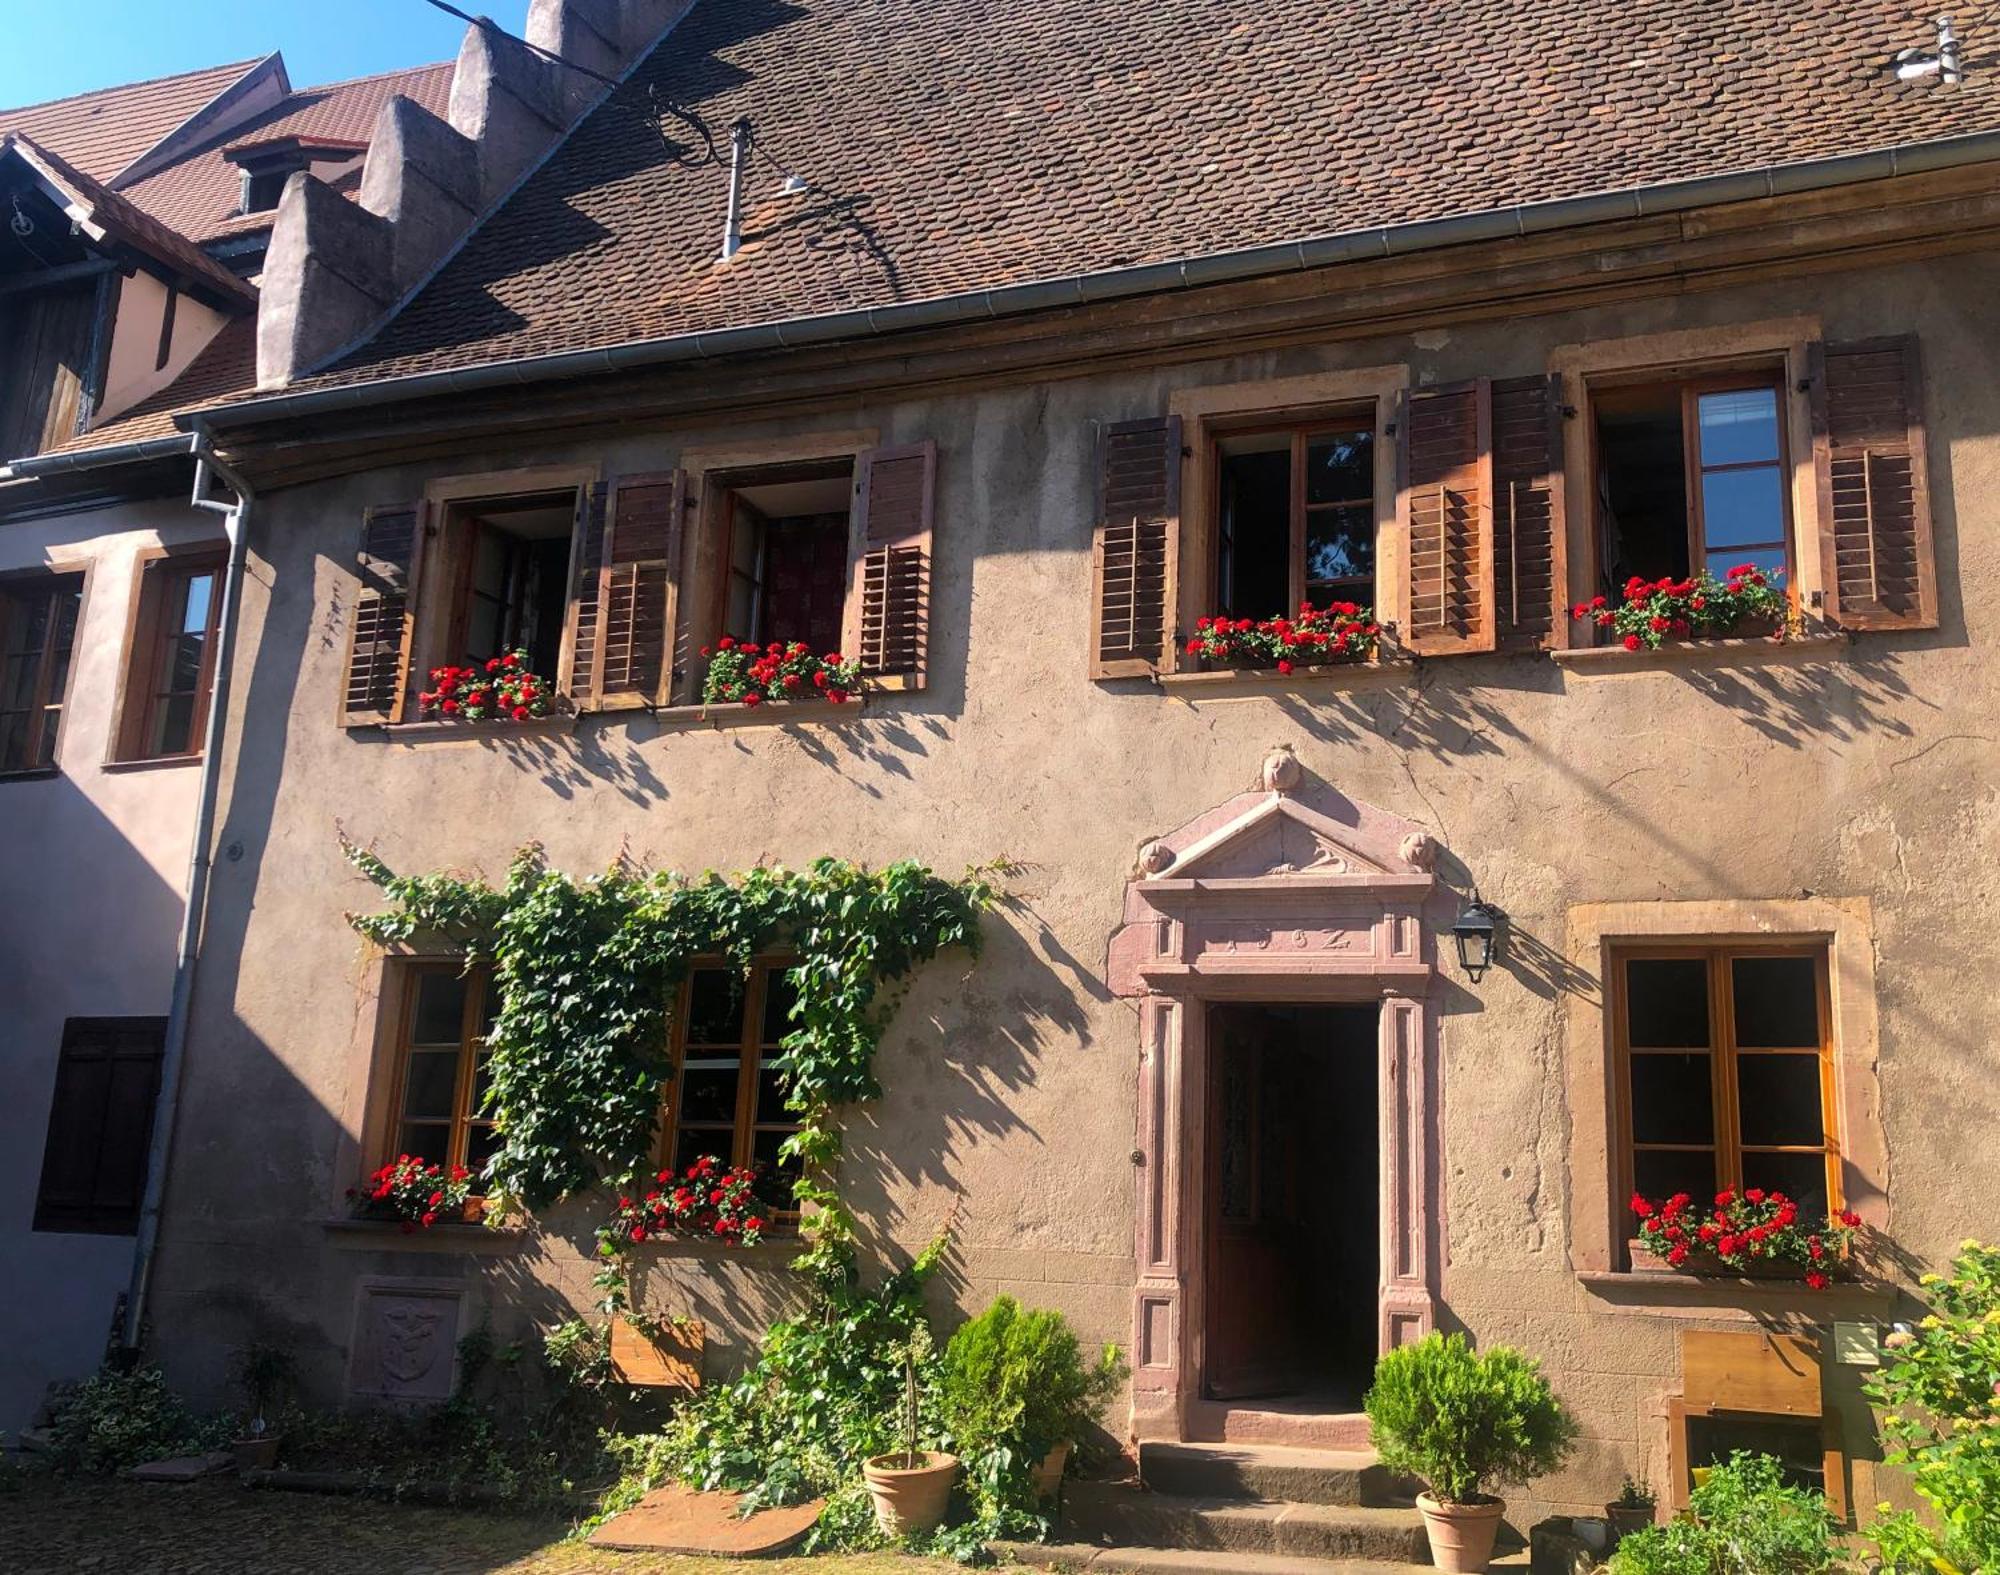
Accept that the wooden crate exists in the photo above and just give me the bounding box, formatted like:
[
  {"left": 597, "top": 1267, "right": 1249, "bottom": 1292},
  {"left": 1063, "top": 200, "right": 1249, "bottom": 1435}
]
[{"left": 609, "top": 1316, "right": 704, "bottom": 1389}]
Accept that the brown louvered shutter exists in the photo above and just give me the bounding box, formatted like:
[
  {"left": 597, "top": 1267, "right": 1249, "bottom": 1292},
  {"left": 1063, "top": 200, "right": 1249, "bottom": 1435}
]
[
  {"left": 1403, "top": 382, "right": 1495, "bottom": 655},
  {"left": 1812, "top": 337, "right": 1937, "bottom": 630},
  {"left": 1491, "top": 374, "right": 1564, "bottom": 650},
  {"left": 1090, "top": 415, "right": 1181, "bottom": 677},
  {"left": 592, "top": 472, "right": 687, "bottom": 708},
  {"left": 33, "top": 1017, "right": 165, "bottom": 1235},
  {"left": 846, "top": 440, "right": 934, "bottom": 686},
  {"left": 558, "top": 483, "right": 607, "bottom": 706},
  {"left": 340, "top": 502, "right": 428, "bottom": 725}
]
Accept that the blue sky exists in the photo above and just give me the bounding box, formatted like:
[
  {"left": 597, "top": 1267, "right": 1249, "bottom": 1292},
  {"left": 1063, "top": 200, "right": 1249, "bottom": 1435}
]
[{"left": 1, "top": 1, "right": 532, "bottom": 109}]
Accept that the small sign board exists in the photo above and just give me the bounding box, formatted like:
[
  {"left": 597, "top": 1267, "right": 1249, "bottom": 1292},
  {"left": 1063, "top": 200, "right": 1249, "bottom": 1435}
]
[
  {"left": 1832, "top": 1321, "right": 1881, "bottom": 1367},
  {"left": 609, "top": 1316, "right": 704, "bottom": 1388}
]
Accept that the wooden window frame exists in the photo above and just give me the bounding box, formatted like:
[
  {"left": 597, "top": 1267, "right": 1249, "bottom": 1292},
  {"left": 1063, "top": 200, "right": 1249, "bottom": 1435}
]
[
  {"left": 1609, "top": 941, "right": 1842, "bottom": 1265},
  {"left": 110, "top": 543, "right": 227, "bottom": 764},
  {"left": 702, "top": 457, "right": 856, "bottom": 672},
  {"left": 1207, "top": 409, "right": 1380, "bottom": 620},
  {"left": 656, "top": 956, "right": 803, "bottom": 1228},
  {"left": 380, "top": 960, "right": 497, "bottom": 1188},
  {"left": 0, "top": 566, "right": 87, "bottom": 778}
]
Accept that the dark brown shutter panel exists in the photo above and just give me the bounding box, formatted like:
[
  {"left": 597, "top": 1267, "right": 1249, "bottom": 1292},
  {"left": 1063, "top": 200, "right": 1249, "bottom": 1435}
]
[
  {"left": 559, "top": 483, "right": 608, "bottom": 707},
  {"left": 1091, "top": 415, "right": 1181, "bottom": 677},
  {"left": 1404, "top": 382, "right": 1496, "bottom": 655},
  {"left": 847, "top": 441, "right": 934, "bottom": 685},
  {"left": 33, "top": 1018, "right": 165, "bottom": 1235},
  {"left": 594, "top": 472, "right": 687, "bottom": 708},
  {"left": 1812, "top": 337, "right": 1937, "bottom": 630},
  {"left": 1491, "top": 374, "right": 1564, "bottom": 650},
  {"left": 339, "top": 503, "right": 428, "bottom": 725}
]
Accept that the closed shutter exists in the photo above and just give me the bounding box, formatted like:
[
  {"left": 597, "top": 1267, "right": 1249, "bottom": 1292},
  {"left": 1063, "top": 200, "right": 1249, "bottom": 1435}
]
[
  {"left": 1090, "top": 415, "right": 1181, "bottom": 677},
  {"left": 1404, "top": 382, "right": 1495, "bottom": 655},
  {"left": 1491, "top": 374, "right": 1564, "bottom": 650},
  {"left": 846, "top": 440, "right": 935, "bottom": 687},
  {"left": 1812, "top": 337, "right": 1937, "bottom": 630},
  {"left": 559, "top": 483, "right": 607, "bottom": 705},
  {"left": 339, "top": 502, "right": 428, "bottom": 725},
  {"left": 594, "top": 471, "right": 687, "bottom": 708},
  {"left": 33, "top": 1018, "right": 166, "bottom": 1235}
]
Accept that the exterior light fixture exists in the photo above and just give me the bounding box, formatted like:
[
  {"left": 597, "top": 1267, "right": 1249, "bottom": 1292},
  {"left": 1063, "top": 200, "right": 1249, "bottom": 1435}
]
[{"left": 1450, "top": 899, "right": 1505, "bottom": 982}]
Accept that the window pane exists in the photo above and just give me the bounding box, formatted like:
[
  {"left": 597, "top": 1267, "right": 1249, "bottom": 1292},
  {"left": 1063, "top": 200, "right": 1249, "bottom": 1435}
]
[
  {"left": 1696, "top": 388, "right": 1780, "bottom": 467},
  {"left": 1700, "top": 467, "right": 1785, "bottom": 549},
  {"left": 1625, "top": 959, "right": 1709, "bottom": 1047},
  {"left": 1704, "top": 544, "right": 1786, "bottom": 582},
  {"left": 761, "top": 970, "right": 798, "bottom": 1042},
  {"left": 756, "top": 1065, "right": 792, "bottom": 1125},
  {"left": 411, "top": 972, "right": 468, "bottom": 1045},
  {"left": 1633, "top": 1148, "right": 1717, "bottom": 1204},
  {"left": 179, "top": 571, "right": 215, "bottom": 636},
  {"left": 1306, "top": 430, "right": 1372, "bottom": 505},
  {"left": 396, "top": 1122, "right": 451, "bottom": 1167},
  {"left": 1730, "top": 956, "right": 1819, "bottom": 1047},
  {"left": 1305, "top": 505, "right": 1374, "bottom": 593},
  {"left": 150, "top": 692, "right": 196, "bottom": 757},
  {"left": 1629, "top": 1052, "right": 1715, "bottom": 1145},
  {"left": 465, "top": 598, "right": 504, "bottom": 661},
  {"left": 464, "top": 1123, "right": 499, "bottom": 1177},
  {"left": 401, "top": 1049, "right": 461, "bottom": 1120},
  {"left": 1217, "top": 443, "right": 1290, "bottom": 619},
  {"left": 673, "top": 1127, "right": 727, "bottom": 1176},
  {"left": 1736, "top": 1053, "right": 1825, "bottom": 1147},
  {"left": 679, "top": 1066, "right": 740, "bottom": 1123},
  {"left": 687, "top": 970, "right": 747, "bottom": 1044},
  {"left": 0, "top": 710, "right": 30, "bottom": 771},
  {"left": 751, "top": 1127, "right": 801, "bottom": 1195},
  {"left": 1739, "top": 1150, "right": 1830, "bottom": 1217}
]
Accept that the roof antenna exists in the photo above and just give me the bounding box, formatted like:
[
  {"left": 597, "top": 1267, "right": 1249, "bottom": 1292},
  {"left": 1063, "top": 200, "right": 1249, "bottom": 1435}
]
[
  {"left": 721, "top": 117, "right": 751, "bottom": 260},
  {"left": 1895, "top": 14, "right": 1964, "bottom": 83}
]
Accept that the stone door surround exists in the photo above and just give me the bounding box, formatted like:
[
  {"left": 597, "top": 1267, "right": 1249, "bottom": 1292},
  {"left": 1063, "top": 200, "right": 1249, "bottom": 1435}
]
[{"left": 1107, "top": 745, "right": 1454, "bottom": 1441}]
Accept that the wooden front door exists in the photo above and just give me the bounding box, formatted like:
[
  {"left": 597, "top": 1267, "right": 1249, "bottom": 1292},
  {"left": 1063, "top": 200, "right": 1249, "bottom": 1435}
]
[{"left": 1203, "top": 1007, "right": 1307, "bottom": 1400}]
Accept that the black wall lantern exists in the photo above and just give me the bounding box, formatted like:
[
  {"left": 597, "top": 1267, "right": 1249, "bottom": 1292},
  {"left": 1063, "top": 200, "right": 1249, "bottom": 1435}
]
[{"left": 1450, "top": 898, "right": 1505, "bottom": 982}]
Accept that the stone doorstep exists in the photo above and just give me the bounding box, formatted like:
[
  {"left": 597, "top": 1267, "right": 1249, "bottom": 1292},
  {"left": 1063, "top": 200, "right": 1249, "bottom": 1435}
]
[
  {"left": 1062, "top": 1480, "right": 1431, "bottom": 1565},
  {"left": 1138, "top": 1441, "right": 1415, "bottom": 1508},
  {"left": 996, "top": 1541, "right": 1533, "bottom": 1573}
]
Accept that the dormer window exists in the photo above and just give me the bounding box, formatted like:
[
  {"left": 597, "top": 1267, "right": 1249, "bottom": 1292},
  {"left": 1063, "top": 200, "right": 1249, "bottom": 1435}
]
[{"left": 223, "top": 135, "right": 367, "bottom": 216}]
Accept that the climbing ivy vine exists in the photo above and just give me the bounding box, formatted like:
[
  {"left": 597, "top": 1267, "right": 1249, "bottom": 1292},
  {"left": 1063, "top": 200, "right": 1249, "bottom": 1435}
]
[{"left": 343, "top": 836, "right": 997, "bottom": 1279}]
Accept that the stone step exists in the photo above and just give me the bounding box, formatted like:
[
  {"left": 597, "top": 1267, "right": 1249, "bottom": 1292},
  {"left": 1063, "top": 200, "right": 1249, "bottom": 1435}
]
[
  {"left": 1139, "top": 1441, "right": 1416, "bottom": 1508},
  {"left": 998, "top": 1544, "right": 1436, "bottom": 1575},
  {"left": 1191, "top": 1406, "right": 1375, "bottom": 1449},
  {"left": 1062, "top": 1480, "right": 1432, "bottom": 1566}
]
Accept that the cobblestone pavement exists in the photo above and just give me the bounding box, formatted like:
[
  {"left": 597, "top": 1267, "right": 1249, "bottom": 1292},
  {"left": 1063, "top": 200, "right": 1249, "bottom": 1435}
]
[{"left": 1, "top": 1477, "right": 957, "bottom": 1575}]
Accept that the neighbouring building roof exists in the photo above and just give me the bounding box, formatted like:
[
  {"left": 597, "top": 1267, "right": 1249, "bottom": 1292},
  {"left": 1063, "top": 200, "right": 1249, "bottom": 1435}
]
[
  {"left": 282, "top": 0, "right": 2000, "bottom": 393},
  {"left": 44, "top": 317, "right": 259, "bottom": 454},
  {"left": 121, "top": 62, "right": 453, "bottom": 243},
  {"left": 0, "top": 57, "right": 268, "bottom": 184}
]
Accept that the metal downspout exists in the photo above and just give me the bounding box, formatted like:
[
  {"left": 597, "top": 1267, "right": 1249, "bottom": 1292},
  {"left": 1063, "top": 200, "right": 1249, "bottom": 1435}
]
[{"left": 120, "top": 433, "right": 254, "bottom": 1352}]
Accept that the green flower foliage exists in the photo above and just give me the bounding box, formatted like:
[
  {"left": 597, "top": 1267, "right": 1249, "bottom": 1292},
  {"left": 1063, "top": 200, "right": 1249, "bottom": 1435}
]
[
  {"left": 45, "top": 1366, "right": 226, "bottom": 1475},
  {"left": 1607, "top": 1451, "right": 1845, "bottom": 1574},
  {"left": 344, "top": 837, "right": 995, "bottom": 1277},
  {"left": 1363, "top": 1332, "right": 1576, "bottom": 1504}
]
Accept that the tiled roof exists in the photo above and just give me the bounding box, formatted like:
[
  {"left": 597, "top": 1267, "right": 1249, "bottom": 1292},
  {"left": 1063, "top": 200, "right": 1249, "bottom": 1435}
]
[
  {"left": 0, "top": 58, "right": 264, "bottom": 183},
  {"left": 297, "top": 0, "right": 2000, "bottom": 392},
  {"left": 46, "top": 316, "right": 259, "bottom": 453},
  {"left": 121, "top": 63, "right": 453, "bottom": 243}
]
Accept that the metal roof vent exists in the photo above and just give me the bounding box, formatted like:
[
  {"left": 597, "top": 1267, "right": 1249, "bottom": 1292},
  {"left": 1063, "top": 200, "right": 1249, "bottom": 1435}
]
[{"left": 1895, "top": 14, "right": 1964, "bottom": 84}]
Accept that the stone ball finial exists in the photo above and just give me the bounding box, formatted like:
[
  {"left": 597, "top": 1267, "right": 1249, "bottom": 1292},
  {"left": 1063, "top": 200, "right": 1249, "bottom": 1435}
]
[
  {"left": 1399, "top": 830, "right": 1438, "bottom": 870},
  {"left": 1261, "top": 744, "right": 1302, "bottom": 794},
  {"left": 1137, "top": 840, "right": 1176, "bottom": 875}
]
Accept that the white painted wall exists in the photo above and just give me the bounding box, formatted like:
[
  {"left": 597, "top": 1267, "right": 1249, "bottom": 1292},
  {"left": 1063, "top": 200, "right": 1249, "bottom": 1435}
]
[{"left": 97, "top": 275, "right": 230, "bottom": 425}]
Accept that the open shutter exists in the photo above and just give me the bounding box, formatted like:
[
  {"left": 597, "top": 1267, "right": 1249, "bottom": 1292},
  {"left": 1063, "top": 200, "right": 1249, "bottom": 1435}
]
[
  {"left": 1491, "top": 374, "right": 1564, "bottom": 650},
  {"left": 1090, "top": 415, "right": 1181, "bottom": 678},
  {"left": 593, "top": 471, "right": 686, "bottom": 708},
  {"left": 558, "top": 483, "right": 607, "bottom": 707},
  {"left": 1811, "top": 337, "right": 1937, "bottom": 630},
  {"left": 1403, "top": 381, "right": 1495, "bottom": 655},
  {"left": 339, "top": 502, "right": 427, "bottom": 725},
  {"left": 846, "top": 440, "right": 934, "bottom": 687},
  {"left": 33, "top": 1018, "right": 165, "bottom": 1235}
]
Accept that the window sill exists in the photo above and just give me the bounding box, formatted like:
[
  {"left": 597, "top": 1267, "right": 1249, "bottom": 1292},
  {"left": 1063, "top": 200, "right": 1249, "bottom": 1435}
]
[
  {"left": 101, "top": 752, "right": 203, "bottom": 773},
  {"left": 653, "top": 696, "right": 871, "bottom": 731},
  {"left": 375, "top": 713, "right": 578, "bottom": 743},
  {"left": 1156, "top": 657, "right": 1413, "bottom": 697},
  {"left": 1577, "top": 1268, "right": 1898, "bottom": 1319},
  {"left": 628, "top": 1233, "right": 805, "bottom": 1263},
  {"left": 1551, "top": 632, "right": 1847, "bottom": 674},
  {"left": 321, "top": 1217, "right": 528, "bottom": 1253}
]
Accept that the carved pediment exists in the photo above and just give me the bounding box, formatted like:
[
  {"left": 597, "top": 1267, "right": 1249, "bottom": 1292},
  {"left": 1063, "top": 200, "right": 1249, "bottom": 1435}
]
[{"left": 1152, "top": 796, "right": 1396, "bottom": 881}]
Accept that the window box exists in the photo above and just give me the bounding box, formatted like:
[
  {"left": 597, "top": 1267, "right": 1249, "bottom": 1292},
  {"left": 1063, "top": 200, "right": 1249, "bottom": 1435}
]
[
  {"left": 1552, "top": 630, "right": 1845, "bottom": 673},
  {"left": 381, "top": 710, "right": 578, "bottom": 741},
  {"left": 1626, "top": 1237, "right": 1841, "bottom": 1284},
  {"left": 608, "top": 1315, "right": 704, "bottom": 1389},
  {"left": 656, "top": 693, "right": 873, "bottom": 730}
]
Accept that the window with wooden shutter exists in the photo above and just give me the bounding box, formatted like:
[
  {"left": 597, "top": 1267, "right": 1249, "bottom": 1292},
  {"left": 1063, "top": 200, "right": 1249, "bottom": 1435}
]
[
  {"left": 33, "top": 1017, "right": 166, "bottom": 1235},
  {"left": 1491, "top": 375, "right": 1564, "bottom": 650},
  {"left": 1812, "top": 337, "right": 1936, "bottom": 631},
  {"left": 1091, "top": 416, "right": 1181, "bottom": 677},
  {"left": 340, "top": 503, "right": 427, "bottom": 725},
  {"left": 1403, "top": 382, "right": 1495, "bottom": 655},
  {"left": 0, "top": 570, "right": 84, "bottom": 772},
  {"left": 558, "top": 483, "right": 607, "bottom": 705},
  {"left": 593, "top": 471, "right": 687, "bottom": 708},
  {"left": 846, "top": 441, "right": 934, "bottom": 688}
]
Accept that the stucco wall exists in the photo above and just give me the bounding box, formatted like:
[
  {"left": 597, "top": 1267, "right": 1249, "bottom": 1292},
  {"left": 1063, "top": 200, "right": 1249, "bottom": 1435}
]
[
  {"left": 0, "top": 500, "right": 218, "bottom": 1433},
  {"left": 156, "top": 250, "right": 2000, "bottom": 1523}
]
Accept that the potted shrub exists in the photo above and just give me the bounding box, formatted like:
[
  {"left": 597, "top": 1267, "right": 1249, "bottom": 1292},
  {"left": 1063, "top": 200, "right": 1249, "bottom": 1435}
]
[
  {"left": 1364, "top": 1332, "right": 1577, "bottom": 1573},
  {"left": 938, "top": 1294, "right": 1125, "bottom": 1502},
  {"left": 862, "top": 1322, "right": 958, "bottom": 1538},
  {"left": 1606, "top": 1474, "right": 1656, "bottom": 1541},
  {"left": 229, "top": 1342, "right": 295, "bottom": 1472}
]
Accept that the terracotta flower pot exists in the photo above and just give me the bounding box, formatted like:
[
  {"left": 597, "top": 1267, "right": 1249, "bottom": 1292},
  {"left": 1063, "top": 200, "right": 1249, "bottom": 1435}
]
[
  {"left": 1031, "top": 1441, "right": 1071, "bottom": 1498},
  {"left": 232, "top": 1434, "right": 281, "bottom": 1472},
  {"left": 1607, "top": 1500, "right": 1656, "bottom": 1541},
  {"left": 1417, "top": 1491, "right": 1505, "bottom": 1574},
  {"left": 863, "top": 1450, "right": 958, "bottom": 1537}
]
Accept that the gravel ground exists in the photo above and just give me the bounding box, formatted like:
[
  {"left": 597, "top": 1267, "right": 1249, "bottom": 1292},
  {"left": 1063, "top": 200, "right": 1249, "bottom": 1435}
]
[{"left": 0, "top": 1475, "right": 960, "bottom": 1575}]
